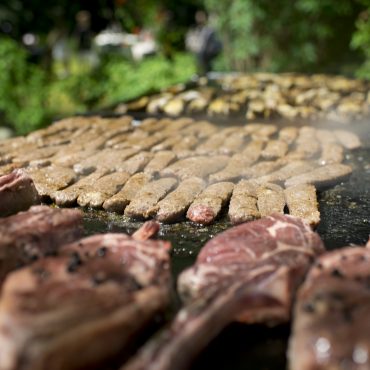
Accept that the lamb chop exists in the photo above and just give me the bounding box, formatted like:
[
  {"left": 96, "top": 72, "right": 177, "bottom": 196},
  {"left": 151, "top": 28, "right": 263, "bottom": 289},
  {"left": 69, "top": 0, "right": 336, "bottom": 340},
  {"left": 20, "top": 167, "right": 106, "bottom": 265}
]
[
  {"left": 0, "top": 221, "right": 171, "bottom": 370},
  {"left": 0, "top": 205, "right": 83, "bottom": 285},
  {"left": 0, "top": 169, "right": 40, "bottom": 217},
  {"left": 122, "top": 214, "right": 324, "bottom": 370},
  {"left": 288, "top": 244, "right": 370, "bottom": 370}
]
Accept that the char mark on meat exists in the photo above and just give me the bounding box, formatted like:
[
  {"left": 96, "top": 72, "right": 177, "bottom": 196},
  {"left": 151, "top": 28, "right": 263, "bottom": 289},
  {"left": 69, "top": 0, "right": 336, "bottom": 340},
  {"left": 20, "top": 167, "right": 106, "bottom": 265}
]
[
  {"left": 0, "top": 205, "right": 83, "bottom": 285},
  {"left": 0, "top": 169, "right": 40, "bottom": 216},
  {"left": 0, "top": 224, "right": 171, "bottom": 370},
  {"left": 122, "top": 214, "right": 324, "bottom": 370},
  {"left": 288, "top": 245, "right": 370, "bottom": 370}
]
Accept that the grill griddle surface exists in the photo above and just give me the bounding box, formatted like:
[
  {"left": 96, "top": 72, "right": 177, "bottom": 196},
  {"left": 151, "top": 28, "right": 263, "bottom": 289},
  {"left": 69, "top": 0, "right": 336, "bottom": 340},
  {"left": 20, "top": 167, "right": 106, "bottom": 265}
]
[{"left": 83, "top": 125, "right": 370, "bottom": 370}]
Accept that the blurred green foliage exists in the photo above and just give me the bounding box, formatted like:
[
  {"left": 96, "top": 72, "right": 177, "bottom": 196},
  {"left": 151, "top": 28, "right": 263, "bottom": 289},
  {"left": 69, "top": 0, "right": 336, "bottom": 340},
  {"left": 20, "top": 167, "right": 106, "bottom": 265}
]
[
  {"left": 352, "top": 1, "right": 370, "bottom": 77},
  {"left": 1, "top": 0, "right": 370, "bottom": 135},
  {"left": 205, "top": 0, "right": 363, "bottom": 73},
  {"left": 0, "top": 37, "right": 196, "bottom": 134},
  {"left": 0, "top": 37, "right": 48, "bottom": 134}
]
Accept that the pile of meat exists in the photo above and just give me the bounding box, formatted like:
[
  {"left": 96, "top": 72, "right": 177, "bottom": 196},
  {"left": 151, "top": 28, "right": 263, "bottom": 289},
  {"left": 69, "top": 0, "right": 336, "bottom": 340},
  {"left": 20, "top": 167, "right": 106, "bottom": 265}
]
[
  {"left": 0, "top": 206, "right": 171, "bottom": 370},
  {"left": 0, "top": 207, "right": 368, "bottom": 370},
  {"left": 115, "top": 73, "right": 370, "bottom": 122},
  {"left": 0, "top": 115, "right": 361, "bottom": 226}
]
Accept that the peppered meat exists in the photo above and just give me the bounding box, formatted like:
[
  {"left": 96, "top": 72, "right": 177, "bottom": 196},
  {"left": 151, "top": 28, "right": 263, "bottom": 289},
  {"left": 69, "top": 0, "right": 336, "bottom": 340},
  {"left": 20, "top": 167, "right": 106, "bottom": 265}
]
[
  {"left": 287, "top": 127, "right": 320, "bottom": 159},
  {"left": 114, "top": 152, "right": 153, "bottom": 174},
  {"left": 156, "top": 178, "right": 205, "bottom": 223},
  {"left": 187, "top": 182, "right": 234, "bottom": 225},
  {"left": 285, "top": 184, "right": 320, "bottom": 227},
  {"left": 144, "top": 151, "right": 177, "bottom": 176},
  {"left": 218, "top": 131, "right": 248, "bottom": 155},
  {"left": 26, "top": 165, "right": 76, "bottom": 201},
  {"left": 175, "top": 135, "right": 200, "bottom": 152},
  {"left": 54, "top": 171, "right": 109, "bottom": 206},
  {"left": 209, "top": 140, "right": 264, "bottom": 183},
  {"left": 256, "top": 183, "right": 285, "bottom": 217},
  {"left": 151, "top": 136, "right": 182, "bottom": 152},
  {"left": 125, "top": 178, "right": 178, "bottom": 219},
  {"left": 180, "top": 120, "right": 217, "bottom": 139},
  {"left": 0, "top": 224, "right": 171, "bottom": 370},
  {"left": 0, "top": 205, "right": 83, "bottom": 285},
  {"left": 77, "top": 171, "right": 131, "bottom": 208},
  {"left": 103, "top": 173, "right": 152, "bottom": 213},
  {"left": 52, "top": 148, "right": 98, "bottom": 168},
  {"left": 288, "top": 245, "right": 370, "bottom": 370},
  {"left": 243, "top": 160, "right": 282, "bottom": 179},
  {"left": 122, "top": 214, "right": 324, "bottom": 370},
  {"left": 161, "top": 156, "right": 229, "bottom": 180},
  {"left": 228, "top": 180, "right": 260, "bottom": 224},
  {"left": 250, "top": 124, "right": 278, "bottom": 140},
  {"left": 278, "top": 126, "right": 298, "bottom": 144},
  {"left": 261, "top": 140, "right": 289, "bottom": 160},
  {"left": 334, "top": 129, "right": 361, "bottom": 149},
  {"left": 319, "top": 143, "right": 344, "bottom": 165},
  {"left": 196, "top": 130, "right": 237, "bottom": 154},
  {"left": 285, "top": 163, "right": 353, "bottom": 189},
  {"left": 73, "top": 148, "right": 139, "bottom": 175},
  {"left": 255, "top": 160, "right": 315, "bottom": 185},
  {"left": 0, "top": 170, "right": 40, "bottom": 217}
]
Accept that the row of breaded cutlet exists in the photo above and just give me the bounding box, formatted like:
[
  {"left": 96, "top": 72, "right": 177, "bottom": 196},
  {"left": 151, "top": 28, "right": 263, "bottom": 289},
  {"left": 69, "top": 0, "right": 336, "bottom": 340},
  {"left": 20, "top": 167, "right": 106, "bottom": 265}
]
[{"left": 0, "top": 116, "right": 361, "bottom": 226}]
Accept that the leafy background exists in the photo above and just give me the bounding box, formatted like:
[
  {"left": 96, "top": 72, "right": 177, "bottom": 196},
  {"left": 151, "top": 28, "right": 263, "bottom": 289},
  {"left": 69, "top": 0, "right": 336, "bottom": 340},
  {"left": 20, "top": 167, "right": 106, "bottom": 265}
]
[{"left": 0, "top": 0, "right": 369, "bottom": 134}]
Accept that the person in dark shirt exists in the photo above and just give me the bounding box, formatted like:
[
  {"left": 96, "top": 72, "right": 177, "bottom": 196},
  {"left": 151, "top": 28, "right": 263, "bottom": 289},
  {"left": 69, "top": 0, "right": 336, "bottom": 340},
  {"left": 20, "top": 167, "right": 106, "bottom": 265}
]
[{"left": 186, "top": 10, "right": 222, "bottom": 76}]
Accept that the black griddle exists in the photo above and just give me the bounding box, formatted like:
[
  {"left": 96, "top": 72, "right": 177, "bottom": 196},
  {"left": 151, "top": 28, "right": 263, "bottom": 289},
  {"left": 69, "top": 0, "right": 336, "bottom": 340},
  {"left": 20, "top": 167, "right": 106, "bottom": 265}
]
[{"left": 82, "top": 119, "right": 370, "bottom": 370}]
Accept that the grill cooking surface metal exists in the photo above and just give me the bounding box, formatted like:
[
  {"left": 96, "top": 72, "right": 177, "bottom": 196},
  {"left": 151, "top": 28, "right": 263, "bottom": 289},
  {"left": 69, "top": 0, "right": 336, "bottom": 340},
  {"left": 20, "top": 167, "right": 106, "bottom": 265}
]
[{"left": 83, "top": 121, "right": 370, "bottom": 370}]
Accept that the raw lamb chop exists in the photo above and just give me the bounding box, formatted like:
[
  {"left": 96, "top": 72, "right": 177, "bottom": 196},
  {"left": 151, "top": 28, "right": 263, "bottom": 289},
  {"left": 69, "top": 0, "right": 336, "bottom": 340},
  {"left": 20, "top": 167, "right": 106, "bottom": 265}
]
[
  {"left": 0, "top": 221, "right": 171, "bottom": 370},
  {"left": 122, "top": 214, "right": 324, "bottom": 370},
  {"left": 0, "top": 205, "right": 83, "bottom": 284},
  {"left": 288, "top": 244, "right": 370, "bottom": 370},
  {"left": 0, "top": 169, "right": 40, "bottom": 217}
]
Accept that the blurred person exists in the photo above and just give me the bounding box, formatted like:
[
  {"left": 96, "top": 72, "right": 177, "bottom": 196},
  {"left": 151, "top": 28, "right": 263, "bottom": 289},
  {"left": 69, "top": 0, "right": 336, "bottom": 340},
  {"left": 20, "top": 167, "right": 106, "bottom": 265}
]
[
  {"left": 74, "top": 10, "right": 98, "bottom": 67},
  {"left": 186, "top": 10, "right": 222, "bottom": 76}
]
